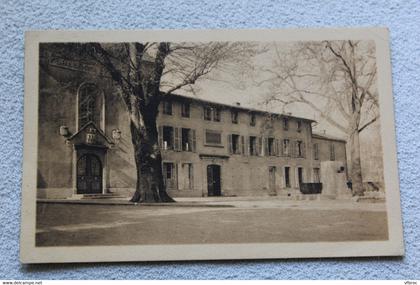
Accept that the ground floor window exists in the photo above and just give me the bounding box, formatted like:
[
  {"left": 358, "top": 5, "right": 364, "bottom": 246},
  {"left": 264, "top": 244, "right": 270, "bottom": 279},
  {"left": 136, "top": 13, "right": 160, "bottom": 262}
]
[
  {"left": 313, "top": 168, "right": 320, "bottom": 183},
  {"left": 284, "top": 166, "right": 291, "bottom": 188},
  {"left": 163, "top": 162, "right": 177, "bottom": 189},
  {"left": 182, "top": 163, "right": 194, "bottom": 190}
]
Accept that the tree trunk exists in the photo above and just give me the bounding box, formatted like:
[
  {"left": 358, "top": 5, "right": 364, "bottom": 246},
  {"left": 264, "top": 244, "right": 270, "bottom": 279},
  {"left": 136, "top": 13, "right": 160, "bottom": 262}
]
[
  {"left": 129, "top": 110, "right": 174, "bottom": 203},
  {"left": 349, "top": 128, "right": 364, "bottom": 196}
]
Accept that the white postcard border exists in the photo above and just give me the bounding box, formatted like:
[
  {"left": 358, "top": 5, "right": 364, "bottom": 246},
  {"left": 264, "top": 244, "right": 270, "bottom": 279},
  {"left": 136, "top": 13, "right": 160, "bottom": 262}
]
[{"left": 20, "top": 28, "right": 404, "bottom": 263}]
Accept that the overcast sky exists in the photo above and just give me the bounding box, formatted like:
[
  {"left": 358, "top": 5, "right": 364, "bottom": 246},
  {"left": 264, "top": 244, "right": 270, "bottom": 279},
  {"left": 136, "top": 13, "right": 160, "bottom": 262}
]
[{"left": 161, "top": 41, "right": 372, "bottom": 140}]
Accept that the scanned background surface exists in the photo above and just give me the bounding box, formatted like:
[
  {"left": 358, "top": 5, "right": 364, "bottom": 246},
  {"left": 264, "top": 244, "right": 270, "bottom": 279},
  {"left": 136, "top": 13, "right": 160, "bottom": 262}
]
[{"left": 0, "top": 0, "right": 418, "bottom": 279}]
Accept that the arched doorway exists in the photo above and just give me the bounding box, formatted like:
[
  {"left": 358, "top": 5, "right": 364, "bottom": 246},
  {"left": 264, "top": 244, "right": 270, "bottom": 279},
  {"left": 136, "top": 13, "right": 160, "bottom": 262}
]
[
  {"left": 207, "top": 164, "right": 221, "bottom": 196},
  {"left": 77, "top": 154, "right": 103, "bottom": 194}
]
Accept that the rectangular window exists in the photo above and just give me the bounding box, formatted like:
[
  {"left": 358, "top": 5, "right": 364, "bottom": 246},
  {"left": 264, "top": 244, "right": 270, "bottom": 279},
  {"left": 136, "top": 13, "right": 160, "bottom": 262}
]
[
  {"left": 285, "top": 167, "right": 291, "bottom": 188},
  {"left": 163, "top": 101, "right": 172, "bottom": 115},
  {"left": 181, "top": 128, "right": 192, "bottom": 151},
  {"left": 283, "top": 139, "right": 290, "bottom": 156},
  {"left": 163, "top": 162, "right": 177, "bottom": 189},
  {"left": 205, "top": 130, "right": 222, "bottom": 145},
  {"left": 181, "top": 102, "right": 190, "bottom": 118},
  {"left": 231, "top": 110, "right": 239, "bottom": 124},
  {"left": 162, "top": 126, "right": 174, "bottom": 150},
  {"left": 250, "top": 113, "right": 256, "bottom": 126},
  {"left": 283, "top": 118, "right": 289, "bottom": 130},
  {"left": 297, "top": 141, "right": 303, "bottom": 157},
  {"left": 182, "top": 163, "right": 194, "bottom": 190},
  {"left": 204, "top": 106, "right": 212, "bottom": 121},
  {"left": 163, "top": 162, "right": 174, "bottom": 179},
  {"left": 330, "top": 143, "right": 335, "bottom": 161},
  {"left": 249, "top": 136, "right": 257, "bottom": 156},
  {"left": 313, "top": 143, "right": 319, "bottom": 160},
  {"left": 313, "top": 168, "right": 320, "bottom": 183},
  {"left": 298, "top": 167, "right": 303, "bottom": 186},
  {"left": 230, "top": 134, "right": 240, "bottom": 154},
  {"left": 213, "top": 108, "right": 221, "bottom": 122},
  {"left": 297, "top": 121, "right": 302, "bottom": 132},
  {"left": 268, "top": 137, "right": 275, "bottom": 156}
]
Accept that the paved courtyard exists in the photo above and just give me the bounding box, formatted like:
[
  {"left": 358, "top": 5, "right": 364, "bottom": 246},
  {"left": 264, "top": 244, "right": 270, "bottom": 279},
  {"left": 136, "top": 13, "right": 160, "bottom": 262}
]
[{"left": 36, "top": 198, "right": 388, "bottom": 246}]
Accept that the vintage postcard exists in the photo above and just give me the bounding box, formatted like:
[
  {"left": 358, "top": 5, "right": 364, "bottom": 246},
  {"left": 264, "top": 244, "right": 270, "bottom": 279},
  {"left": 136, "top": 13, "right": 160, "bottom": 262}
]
[{"left": 20, "top": 28, "right": 404, "bottom": 263}]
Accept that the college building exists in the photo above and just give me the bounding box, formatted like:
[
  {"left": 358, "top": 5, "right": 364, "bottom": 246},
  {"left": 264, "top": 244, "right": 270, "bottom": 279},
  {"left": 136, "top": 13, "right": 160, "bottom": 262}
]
[{"left": 37, "top": 50, "right": 349, "bottom": 200}]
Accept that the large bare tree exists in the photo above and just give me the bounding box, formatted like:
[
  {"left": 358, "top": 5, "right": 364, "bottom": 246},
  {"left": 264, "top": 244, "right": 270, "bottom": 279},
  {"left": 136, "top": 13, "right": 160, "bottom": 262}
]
[
  {"left": 78, "top": 42, "right": 255, "bottom": 203},
  {"left": 260, "top": 40, "right": 378, "bottom": 196}
]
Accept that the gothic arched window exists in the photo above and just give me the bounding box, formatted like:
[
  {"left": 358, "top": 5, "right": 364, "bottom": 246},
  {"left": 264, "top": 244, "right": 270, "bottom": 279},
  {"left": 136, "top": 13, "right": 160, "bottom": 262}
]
[{"left": 78, "top": 83, "right": 103, "bottom": 130}]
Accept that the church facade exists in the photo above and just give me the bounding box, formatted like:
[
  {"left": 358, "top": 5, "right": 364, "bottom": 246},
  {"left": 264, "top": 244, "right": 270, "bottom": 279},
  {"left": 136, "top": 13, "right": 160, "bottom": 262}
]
[{"left": 37, "top": 50, "right": 348, "bottom": 200}]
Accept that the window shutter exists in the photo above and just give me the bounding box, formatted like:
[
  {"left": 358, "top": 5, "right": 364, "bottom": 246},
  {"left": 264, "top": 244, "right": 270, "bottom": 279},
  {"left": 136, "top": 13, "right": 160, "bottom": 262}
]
[
  {"left": 241, "top": 136, "right": 245, "bottom": 155},
  {"left": 275, "top": 139, "right": 279, "bottom": 156},
  {"left": 174, "top": 128, "right": 180, "bottom": 151},
  {"left": 175, "top": 163, "right": 179, "bottom": 190},
  {"left": 302, "top": 142, "right": 306, "bottom": 158},
  {"left": 247, "top": 137, "right": 251, "bottom": 156},
  {"left": 258, "top": 137, "right": 262, "bottom": 156},
  {"left": 228, "top": 134, "right": 233, "bottom": 154},
  {"left": 281, "top": 140, "right": 285, "bottom": 156},
  {"left": 264, "top": 137, "right": 269, "bottom": 156},
  {"left": 255, "top": 137, "right": 259, "bottom": 156},
  {"left": 192, "top": 129, "right": 196, "bottom": 152},
  {"left": 158, "top": 126, "right": 163, "bottom": 149}
]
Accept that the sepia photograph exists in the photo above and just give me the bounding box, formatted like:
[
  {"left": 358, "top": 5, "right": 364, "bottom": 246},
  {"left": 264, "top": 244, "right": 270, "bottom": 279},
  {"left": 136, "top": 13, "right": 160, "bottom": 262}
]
[{"left": 20, "top": 29, "right": 403, "bottom": 263}]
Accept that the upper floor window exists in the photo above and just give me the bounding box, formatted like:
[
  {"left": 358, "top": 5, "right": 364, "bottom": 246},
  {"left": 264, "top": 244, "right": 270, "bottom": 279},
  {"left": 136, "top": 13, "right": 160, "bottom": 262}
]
[
  {"left": 78, "top": 83, "right": 102, "bottom": 129},
  {"left": 228, "top": 134, "right": 241, "bottom": 154},
  {"left": 162, "top": 126, "right": 174, "bottom": 150},
  {"left": 313, "top": 143, "right": 319, "bottom": 160},
  {"left": 283, "top": 139, "right": 290, "bottom": 156},
  {"left": 204, "top": 106, "right": 212, "bottom": 121},
  {"left": 163, "top": 101, "right": 172, "bottom": 115},
  {"left": 297, "top": 140, "right": 304, "bottom": 157},
  {"left": 181, "top": 102, "right": 190, "bottom": 118},
  {"left": 329, "top": 143, "right": 335, "bottom": 161},
  {"left": 181, "top": 128, "right": 196, "bottom": 152},
  {"left": 249, "top": 136, "right": 257, "bottom": 156},
  {"left": 213, "top": 108, "right": 221, "bottom": 122},
  {"left": 203, "top": 106, "right": 221, "bottom": 122},
  {"left": 283, "top": 118, "right": 289, "bottom": 131},
  {"left": 205, "top": 130, "right": 222, "bottom": 146},
  {"left": 297, "top": 121, "right": 302, "bottom": 132},
  {"left": 267, "top": 137, "right": 275, "bottom": 156},
  {"left": 250, "top": 113, "right": 256, "bottom": 126},
  {"left": 231, "top": 110, "right": 239, "bottom": 124}
]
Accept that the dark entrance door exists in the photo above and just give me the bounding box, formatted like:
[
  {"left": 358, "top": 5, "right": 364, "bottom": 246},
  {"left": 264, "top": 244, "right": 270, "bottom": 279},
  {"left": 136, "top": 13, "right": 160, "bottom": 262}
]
[
  {"left": 77, "top": 154, "right": 102, "bottom": 194},
  {"left": 268, "top": 166, "right": 276, "bottom": 195},
  {"left": 298, "top": 167, "right": 303, "bottom": 187},
  {"left": 207, "top": 164, "right": 221, "bottom": 196}
]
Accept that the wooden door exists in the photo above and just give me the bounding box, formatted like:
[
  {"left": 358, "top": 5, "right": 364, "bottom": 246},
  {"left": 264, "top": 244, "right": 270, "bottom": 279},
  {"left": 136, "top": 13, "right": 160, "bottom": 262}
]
[
  {"left": 207, "top": 165, "right": 221, "bottom": 196},
  {"left": 77, "top": 154, "right": 102, "bottom": 194}
]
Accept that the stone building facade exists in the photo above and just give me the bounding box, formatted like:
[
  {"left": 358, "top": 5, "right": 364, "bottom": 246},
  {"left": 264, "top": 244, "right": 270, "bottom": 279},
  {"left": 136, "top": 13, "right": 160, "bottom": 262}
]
[{"left": 37, "top": 52, "right": 347, "bottom": 199}]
